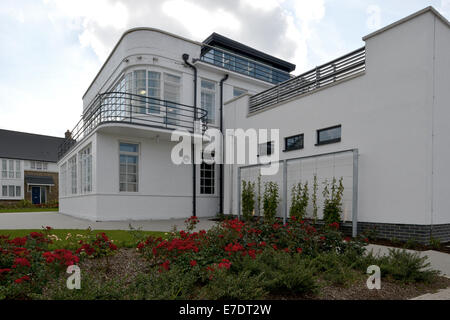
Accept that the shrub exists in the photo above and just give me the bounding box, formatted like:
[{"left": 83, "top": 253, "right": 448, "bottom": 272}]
[
  {"left": 310, "top": 252, "right": 357, "bottom": 286},
  {"left": 129, "top": 266, "right": 198, "bottom": 300},
  {"left": 36, "top": 273, "right": 126, "bottom": 300},
  {"left": 289, "top": 181, "right": 309, "bottom": 220},
  {"left": 404, "top": 238, "right": 419, "bottom": 250},
  {"left": 241, "top": 180, "right": 256, "bottom": 221},
  {"left": 322, "top": 177, "right": 344, "bottom": 224},
  {"left": 380, "top": 249, "right": 440, "bottom": 283},
  {"left": 263, "top": 182, "right": 280, "bottom": 223},
  {"left": 240, "top": 249, "right": 317, "bottom": 295},
  {"left": 429, "top": 236, "right": 441, "bottom": 250},
  {"left": 0, "top": 229, "right": 79, "bottom": 299},
  {"left": 76, "top": 232, "right": 118, "bottom": 259},
  {"left": 312, "top": 175, "right": 318, "bottom": 222},
  {"left": 199, "top": 269, "right": 266, "bottom": 300}
]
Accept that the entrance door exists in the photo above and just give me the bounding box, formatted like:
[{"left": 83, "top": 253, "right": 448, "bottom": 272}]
[{"left": 31, "top": 186, "right": 41, "bottom": 204}]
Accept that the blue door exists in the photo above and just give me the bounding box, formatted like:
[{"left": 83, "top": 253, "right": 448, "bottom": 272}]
[{"left": 31, "top": 187, "right": 40, "bottom": 205}]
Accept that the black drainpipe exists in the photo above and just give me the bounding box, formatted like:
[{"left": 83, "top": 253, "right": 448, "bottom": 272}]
[
  {"left": 182, "top": 54, "right": 197, "bottom": 217},
  {"left": 219, "top": 74, "right": 229, "bottom": 215}
]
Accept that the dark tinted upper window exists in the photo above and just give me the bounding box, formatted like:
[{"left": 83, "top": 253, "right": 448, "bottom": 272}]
[
  {"left": 317, "top": 125, "right": 341, "bottom": 145},
  {"left": 284, "top": 134, "right": 304, "bottom": 151}
]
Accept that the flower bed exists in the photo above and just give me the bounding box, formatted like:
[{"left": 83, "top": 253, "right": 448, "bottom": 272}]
[
  {"left": 0, "top": 228, "right": 118, "bottom": 299},
  {"left": 137, "top": 217, "right": 365, "bottom": 275},
  {"left": 0, "top": 219, "right": 444, "bottom": 300}
]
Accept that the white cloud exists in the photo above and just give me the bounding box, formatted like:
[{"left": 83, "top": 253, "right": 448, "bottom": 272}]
[
  {"left": 440, "top": 0, "right": 450, "bottom": 18},
  {"left": 366, "top": 4, "right": 381, "bottom": 30},
  {"left": 161, "top": 0, "right": 241, "bottom": 38},
  {"left": 44, "top": 0, "right": 129, "bottom": 61},
  {"left": 241, "top": 0, "right": 285, "bottom": 12}
]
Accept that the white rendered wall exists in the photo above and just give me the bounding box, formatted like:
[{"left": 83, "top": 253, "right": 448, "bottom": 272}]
[
  {"left": 224, "top": 11, "right": 445, "bottom": 226},
  {"left": 431, "top": 17, "right": 450, "bottom": 225},
  {"left": 60, "top": 28, "right": 273, "bottom": 221}
]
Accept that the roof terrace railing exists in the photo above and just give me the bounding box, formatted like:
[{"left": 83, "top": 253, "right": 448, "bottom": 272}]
[
  {"left": 58, "top": 92, "right": 207, "bottom": 159},
  {"left": 249, "top": 47, "right": 366, "bottom": 114},
  {"left": 200, "top": 47, "right": 291, "bottom": 85}
]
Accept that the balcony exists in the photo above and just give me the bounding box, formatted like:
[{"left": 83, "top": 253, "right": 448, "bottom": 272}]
[
  {"left": 58, "top": 92, "right": 207, "bottom": 159},
  {"left": 199, "top": 47, "right": 291, "bottom": 85},
  {"left": 249, "top": 47, "right": 366, "bottom": 114}
]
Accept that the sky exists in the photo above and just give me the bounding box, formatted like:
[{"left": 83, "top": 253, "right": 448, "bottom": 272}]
[{"left": 0, "top": 0, "right": 449, "bottom": 137}]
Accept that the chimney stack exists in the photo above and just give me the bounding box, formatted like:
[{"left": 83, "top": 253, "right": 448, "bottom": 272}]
[{"left": 65, "top": 130, "right": 71, "bottom": 139}]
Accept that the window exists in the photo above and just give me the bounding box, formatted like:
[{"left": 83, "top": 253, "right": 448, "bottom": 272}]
[
  {"left": 30, "top": 161, "right": 46, "bottom": 171},
  {"left": 15, "top": 161, "right": 21, "bottom": 178},
  {"left": 60, "top": 163, "right": 67, "bottom": 196},
  {"left": 134, "top": 70, "right": 147, "bottom": 114},
  {"left": 284, "top": 134, "right": 304, "bottom": 152},
  {"left": 259, "top": 141, "right": 274, "bottom": 157},
  {"left": 8, "top": 160, "right": 14, "bottom": 178},
  {"left": 119, "top": 143, "right": 139, "bottom": 192},
  {"left": 79, "top": 145, "right": 92, "bottom": 194},
  {"left": 16, "top": 186, "right": 21, "bottom": 197},
  {"left": 200, "top": 152, "right": 215, "bottom": 195},
  {"left": 1, "top": 160, "right": 6, "bottom": 178},
  {"left": 164, "top": 73, "right": 181, "bottom": 125},
  {"left": 148, "top": 71, "right": 161, "bottom": 114},
  {"left": 69, "top": 156, "right": 77, "bottom": 194},
  {"left": 233, "top": 87, "right": 247, "bottom": 97},
  {"left": 201, "top": 79, "right": 216, "bottom": 124},
  {"left": 8, "top": 185, "right": 14, "bottom": 197},
  {"left": 2, "top": 186, "right": 7, "bottom": 197},
  {"left": 316, "top": 125, "right": 342, "bottom": 146}
]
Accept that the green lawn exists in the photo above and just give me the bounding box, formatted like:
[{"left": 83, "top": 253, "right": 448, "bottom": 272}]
[
  {"left": 0, "top": 207, "right": 59, "bottom": 213},
  {"left": 0, "top": 229, "right": 166, "bottom": 249}
]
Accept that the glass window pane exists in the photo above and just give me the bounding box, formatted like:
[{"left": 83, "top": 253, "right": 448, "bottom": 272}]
[
  {"left": 2, "top": 186, "right": 7, "bottom": 197},
  {"left": 318, "top": 126, "right": 341, "bottom": 144},
  {"left": 8, "top": 185, "right": 14, "bottom": 197},
  {"left": 120, "top": 143, "right": 138, "bottom": 153}
]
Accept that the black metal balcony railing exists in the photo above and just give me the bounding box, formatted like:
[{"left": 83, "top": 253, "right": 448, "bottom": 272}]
[
  {"left": 249, "top": 47, "right": 366, "bottom": 114},
  {"left": 200, "top": 47, "right": 291, "bottom": 85},
  {"left": 58, "top": 92, "right": 208, "bottom": 159}
]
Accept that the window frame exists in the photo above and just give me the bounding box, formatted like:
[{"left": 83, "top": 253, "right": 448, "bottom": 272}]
[
  {"left": 1, "top": 185, "right": 7, "bottom": 197},
  {"left": 258, "top": 141, "right": 274, "bottom": 157},
  {"left": 200, "top": 151, "right": 216, "bottom": 195},
  {"left": 119, "top": 141, "right": 139, "bottom": 193},
  {"left": 316, "top": 125, "right": 342, "bottom": 146},
  {"left": 68, "top": 155, "right": 77, "bottom": 195},
  {"left": 1, "top": 159, "right": 7, "bottom": 178},
  {"left": 79, "top": 144, "right": 93, "bottom": 194},
  {"left": 15, "top": 160, "right": 21, "bottom": 178},
  {"left": 118, "top": 68, "right": 182, "bottom": 118},
  {"left": 284, "top": 134, "right": 304, "bottom": 152},
  {"left": 201, "top": 78, "right": 217, "bottom": 125},
  {"left": 8, "top": 160, "right": 14, "bottom": 178},
  {"left": 8, "top": 185, "right": 15, "bottom": 197}
]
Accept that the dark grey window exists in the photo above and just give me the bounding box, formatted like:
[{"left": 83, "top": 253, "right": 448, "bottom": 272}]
[
  {"left": 259, "top": 141, "right": 274, "bottom": 157},
  {"left": 284, "top": 134, "right": 304, "bottom": 152},
  {"left": 317, "top": 125, "right": 341, "bottom": 146}
]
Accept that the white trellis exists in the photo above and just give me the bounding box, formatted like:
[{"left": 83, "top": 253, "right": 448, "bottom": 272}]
[{"left": 237, "top": 149, "right": 359, "bottom": 237}]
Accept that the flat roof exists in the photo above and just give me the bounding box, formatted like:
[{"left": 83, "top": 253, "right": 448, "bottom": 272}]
[{"left": 202, "top": 32, "right": 296, "bottom": 73}]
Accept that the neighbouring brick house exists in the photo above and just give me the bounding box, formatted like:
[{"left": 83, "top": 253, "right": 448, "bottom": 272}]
[{"left": 0, "top": 129, "right": 64, "bottom": 206}]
